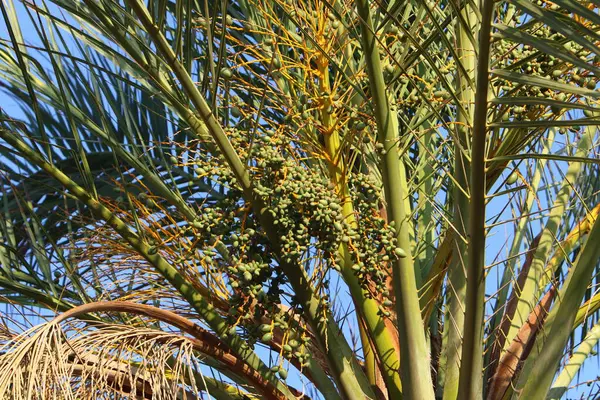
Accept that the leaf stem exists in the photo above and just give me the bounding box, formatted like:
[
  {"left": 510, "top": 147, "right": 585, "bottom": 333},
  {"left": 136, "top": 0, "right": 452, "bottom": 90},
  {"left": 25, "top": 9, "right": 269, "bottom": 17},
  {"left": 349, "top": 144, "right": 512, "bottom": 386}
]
[
  {"left": 354, "top": 0, "right": 435, "bottom": 398},
  {"left": 457, "top": 0, "right": 494, "bottom": 398}
]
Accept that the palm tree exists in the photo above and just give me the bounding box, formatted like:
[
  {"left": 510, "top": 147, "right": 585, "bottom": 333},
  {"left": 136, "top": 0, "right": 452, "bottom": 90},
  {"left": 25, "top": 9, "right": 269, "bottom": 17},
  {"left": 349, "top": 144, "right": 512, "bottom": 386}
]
[{"left": 0, "top": 0, "right": 599, "bottom": 398}]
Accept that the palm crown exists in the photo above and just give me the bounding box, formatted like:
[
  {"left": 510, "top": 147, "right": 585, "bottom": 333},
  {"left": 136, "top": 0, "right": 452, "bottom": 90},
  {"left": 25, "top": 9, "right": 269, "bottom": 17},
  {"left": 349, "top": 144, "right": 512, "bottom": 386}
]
[{"left": 0, "top": 0, "right": 600, "bottom": 399}]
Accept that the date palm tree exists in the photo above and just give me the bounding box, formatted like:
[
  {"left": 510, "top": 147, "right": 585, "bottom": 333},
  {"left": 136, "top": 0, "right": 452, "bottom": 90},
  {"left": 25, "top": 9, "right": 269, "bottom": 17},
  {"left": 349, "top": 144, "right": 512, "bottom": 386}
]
[{"left": 0, "top": 0, "right": 600, "bottom": 398}]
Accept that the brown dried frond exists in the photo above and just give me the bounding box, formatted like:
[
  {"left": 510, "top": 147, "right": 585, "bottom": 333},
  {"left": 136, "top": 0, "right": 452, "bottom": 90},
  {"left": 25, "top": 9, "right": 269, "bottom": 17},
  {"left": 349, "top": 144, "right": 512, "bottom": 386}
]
[{"left": 0, "top": 322, "right": 217, "bottom": 399}]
